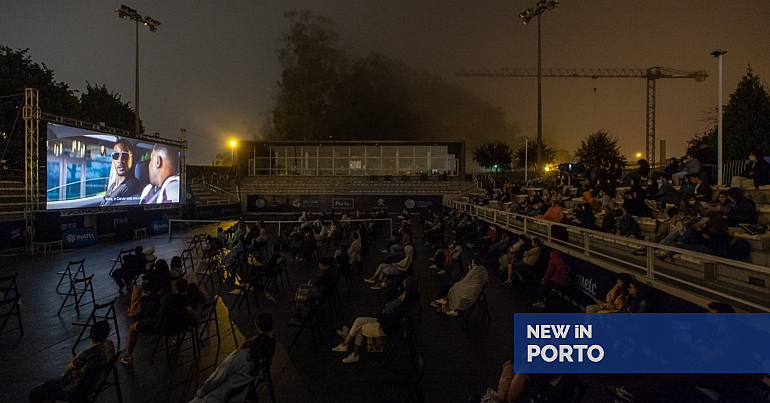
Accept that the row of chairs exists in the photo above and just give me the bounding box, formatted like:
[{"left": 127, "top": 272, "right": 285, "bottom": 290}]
[{"left": 0, "top": 273, "right": 23, "bottom": 337}]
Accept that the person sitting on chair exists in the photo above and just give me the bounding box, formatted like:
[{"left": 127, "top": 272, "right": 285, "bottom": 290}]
[
  {"left": 332, "top": 277, "right": 419, "bottom": 363},
  {"left": 189, "top": 333, "right": 273, "bottom": 403},
  {"left": 111, "top": 246, "right": 146, "bottom": 292},
  {"left": 532, "top": 251, "right": 570, "bottom": 309},
  {"left": 432, "top": 256, "right": 488, "bottom": 316},
  {"left": 29, "top": 320, "right": 116, "bottom": 403},
  {"left": 365, "top": 245, "right": 414, "bottom": 290},
  {"left": 120, "top": 279, "right": 191, "bottom": 365}
]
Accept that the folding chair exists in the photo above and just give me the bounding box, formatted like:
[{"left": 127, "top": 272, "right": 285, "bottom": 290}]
[
  {"left": 379, "top": 354, "right": 425, "bottom": 403},
  {"left": 194, "top": 296, "right": 221, "bottom": 356},
  {"left": 56, "top": 259, "right": 86, "bottom": 295},
  {"left": 109, "top": 249, "right": 133, "bottom": 276},
  {"left": 0, "top": 293, "right": 23, "bottom": 336},
  {"left": 150, "top": 316, "right": 198, "bottom": 366},
  {"left": 72, "top": 297, "right": 120, "bottom": 355},
  {"left": 68, "top": 351, "right": 124, "bottom": 403},
  {"left": 463, "top": 282, "right": 490, "bottom": 326},
  {"left": 198, "top": 258, "right": 223, "bottom": 291},
  {"left": 181, "top": 248, "right": 195, "bottom": 276},
  {"left": 287, "top": 303, "right": 322, "bottom": 353},
  {"left": 382, "top": 313, "right": 419, "bottom": 368},
  {"left": 58, "top": 274, "right": 96, "bottom": 315},
  {"left": 229, "top": 274, "right": 260, "bottom": 316}
]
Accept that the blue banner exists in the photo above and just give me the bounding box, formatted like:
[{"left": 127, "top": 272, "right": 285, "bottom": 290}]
[
  {"left": 150, "top": 219, "right": 170, "bottom": 234},
  {"left": 514, "top": 313, "right": 770, "bottom": 373},
  {"left": 62, "top": 227, "right": 99, "bottom": 248}
]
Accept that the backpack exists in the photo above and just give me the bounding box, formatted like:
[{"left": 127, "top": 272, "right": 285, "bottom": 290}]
[{"left": 717, "top": 239, "right": 752, "bottom": 261}]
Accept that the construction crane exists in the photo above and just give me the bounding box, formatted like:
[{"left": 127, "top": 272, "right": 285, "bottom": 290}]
[{"left": 456, "top": 67, "right": 708, "bottom": 163}]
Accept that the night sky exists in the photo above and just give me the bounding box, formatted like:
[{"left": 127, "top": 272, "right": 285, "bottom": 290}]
[{"left": 2, "top": 1, "right": 769, "bottom": 165}]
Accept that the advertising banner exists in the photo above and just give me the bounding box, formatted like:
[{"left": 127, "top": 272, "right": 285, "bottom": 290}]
[
  {"left": 247, "top": 194, "right": 442, "bottom": 213},
  {"left": 195, "top": 203, "right": 241, "bottom": 220},
  {"left": 514, "top": 313, "right": 770, "bottom": 373},
  {"left": 150, "top": 219, "right": 170, "bottom": 234},
  {"left": 62, "top": 227, "right": 99, "bottom": 248}
]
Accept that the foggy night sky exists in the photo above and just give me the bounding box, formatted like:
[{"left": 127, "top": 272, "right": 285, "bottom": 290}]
[{"left": 2, "top": 1, "right": 769, "bottom": 165}]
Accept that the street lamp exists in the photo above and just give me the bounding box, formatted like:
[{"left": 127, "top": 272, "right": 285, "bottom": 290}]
[
  {"left": 116, "top": 5, "right": 160, "bottom": 135},
  {"left": 519, "top": 0, "right": 559, "bottom": 171},
  {"left": 230, "top": 140, "right": 237, "bottom": 166},
  {"left": 635, "top": 152, "right": 643, "bottom": 159},
  {"left": 711, "top": 49, "right": 727, "bottom": 186}
]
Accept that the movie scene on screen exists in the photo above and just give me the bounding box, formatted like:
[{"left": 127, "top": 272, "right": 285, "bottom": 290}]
[{"left": 46, "top": 123, "right": 181, "bottom": 209}]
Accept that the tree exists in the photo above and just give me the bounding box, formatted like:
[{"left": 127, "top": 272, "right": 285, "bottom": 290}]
[
  {"left": 513, "top": 140, "right": 556, "bottom": 168},
  {"left": 77, "top": 82, "right": 138, "bottom": 132},
  {"left": 472, "top": 140, "right": 513, "bottom": 172},
  {"left": 722, "top": 67, "right": 770, "bottom": 160},
  {"left": 271, "top": 11, "right": 348, "bottom": 141},
  {"left": 0, "top": 46, "right": 79, "bottom": 171},
  {"left": 574, "top": 130, "right": 626, "bottom": 169}
]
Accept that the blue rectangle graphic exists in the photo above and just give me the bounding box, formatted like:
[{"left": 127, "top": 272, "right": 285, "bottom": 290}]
[{"left": 514, "top": 313, "right": 770, "bottom": 373}]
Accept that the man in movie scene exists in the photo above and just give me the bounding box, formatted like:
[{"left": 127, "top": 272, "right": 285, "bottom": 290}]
[
  {"left": 140, "top": 143, "right": 180, "bottom": 204},
  {"left": 101, "top": 139, "right": 144, "bottom": 206}
]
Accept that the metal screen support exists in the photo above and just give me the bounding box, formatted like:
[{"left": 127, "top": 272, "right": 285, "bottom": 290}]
[{"left": 23, "top": 88, "right": 41, "bottom": 255}]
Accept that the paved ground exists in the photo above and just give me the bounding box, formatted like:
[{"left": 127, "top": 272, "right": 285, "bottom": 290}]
[{"left": 0, "top": 217, "right": 643, "bottom": 403}]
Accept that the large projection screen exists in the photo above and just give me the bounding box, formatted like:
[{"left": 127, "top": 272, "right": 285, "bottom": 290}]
[{"left": 46, "top": 123, "right": 181, "bottom": 210}]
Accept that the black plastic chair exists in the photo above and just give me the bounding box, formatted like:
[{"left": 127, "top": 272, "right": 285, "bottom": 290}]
[
  {"left": 382, "top": 313, "right": 419, "bottom": 368},
  {"left": 462, "top": 282, "right": 490, "bottom": 326},
  {"left": 0, "top": 294, "right": 23, "bottom": 337},
  {"left": 56, "top": 259, "right": 86, "bottom": 295},
  {"left": 72, "top": 297, "right": 120, "bottom": 355},
  {"left": 198, "top": 258, "right": 224, "bottom": 291},
  {"left": 379, "top": 353, "right": 425, "bottom": 403},
  {"left": 109, "top": 249, "right": 133, "bottom": 276},
  {"left": 229, "top": 274, "right": 260, "bottom": 316},
  {"left": 67, "top": 351, "right": 124, "bottom": 403},
  {"left": 181, "top": 248, "right": 195, "bottom": 276},
  {"left": 58, "top": 274, "right": 96, "bottom": 315},
  {"left": 287, "top": 303, "right": 322, "bottom": 354},
  {"left": 150, "top": 317, "right": 198, "bottom": 366},
  {"left": 194, "top": 296, "right": 221, "bottom": 356}
]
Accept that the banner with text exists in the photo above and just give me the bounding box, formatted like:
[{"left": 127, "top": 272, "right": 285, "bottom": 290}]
[{"left": 514, "top": 313, "right": 770, "bottom": 373}]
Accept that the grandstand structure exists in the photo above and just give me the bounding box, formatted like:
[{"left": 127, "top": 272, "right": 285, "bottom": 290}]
[{"left": 450, "top": 184, "right": 770, "bottom": 312}]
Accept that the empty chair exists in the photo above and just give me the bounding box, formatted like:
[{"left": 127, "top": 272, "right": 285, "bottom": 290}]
[
  {"left": 72, "top": 297, "right": 120, "bottom": 355},
  {"left": 57, "top": 259, "right": 86, "bottom": 295},
  {"left": 0, "top": 273, "right": 23, "bottom": 336},
  {"left": 58, "top": 274, "right": 96, "bottom": 315}
]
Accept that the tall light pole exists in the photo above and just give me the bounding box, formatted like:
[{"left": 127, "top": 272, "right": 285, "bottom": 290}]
[
  {"left": 711, "top": 49, "right": 726, "bottom": 186},
  {"left": 519, "top": 0, "right": 558, "bottom": 172},
  {"left": 116, "top": 5, "right": 160, "bottom": 136}
]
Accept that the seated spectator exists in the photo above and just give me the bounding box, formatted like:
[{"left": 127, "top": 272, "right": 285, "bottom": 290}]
[
  {"left": 680, "top": 194, "right": 709, "bottom": 218},
  {"left": 143, "top": 258, "right": 171, "bottom": 293},
  {"left": 720, "top": 187, "right": 758, "bottom": 226},
  {"left": 430, "top": 242, "right": 463, "bottom": 275},
  {"left": 506, "top": 238, "right": 542, "bottom": 285},
  {"left": 332, "top": 277, "right": 419, "bottom": 363},
  {"left": 687, "top": 172, "right": 712, "bottom": 205},
  {"left": 643, "top": 174, "right": 675, "bottom": 212},
  {"left": 309, "top": 257, "right": 339, "bottom": 300},
  {"left": 633, "top": 208, "right": 681, "bottom": 255},
  {"left": 663, "top": 156, "right": 679, "bottom": 177},
  {"left": 585, "top": 273, "right": 633, "bottom": 313},
  {"left": 731, "top": 150, "right": 770, "bottom": 189},
  {"left": 111, "top": 246, "right": 145, "bottom": 292},
  {"left": 536, "top": 201, "right": 565, "bottom": 223},
  {"left": 29, "top": 321, "right": 116, "bottom": 403},
  {"left": 224, "top": 235, "right": 248, "bottom": 272},
  {"left": 186, "top": 282, "right": 207, "bottom": 321},
  {"left": 600, "top": 206, "right": 617, "bottom": 233},
  {"left": 622, "top": 187, "right": 651, "bottom": 218},
  {"left": 120, "top": 279, "right": 191, "bottom": 365},
  {"left": 255, "top": 221, "right": 268, "bottom": 243},
  {"left": 672, "top": 152, "right": 701, "bottom": 186},
  {"left": 432, "top": 256, "right": 488, "bottom": 316},
  {"left": 366, "top": 245, "right": 414, "bottom": 289},
  {"left": 615, "top": 205, "right": 640, "bottom": 238},
  {"left": 532, "top": 251, "right": 570, "bottom": 308},
  {"left": 677, "top": 212, "right": 731, "bottom": 255},
  {"left": 574, "top": 202, "right": 597, "bottom": 230},
  {"left": 291, "top": 230, "right": 317, "bottom": 262},
  {"left": 169, "top": 256, "right": 185, "bottom": 285},
  {"left": 215, "top": 227, "right": 227, "bottom": 247},
  {"left": 482, "top": 231, "right": 511, "bottom": 261},
  {"left": 190, "top": 333, "right": 273, "bottom": 403},
  {"left": 497, "top": 236, "right": 524, "bottom": 275}
]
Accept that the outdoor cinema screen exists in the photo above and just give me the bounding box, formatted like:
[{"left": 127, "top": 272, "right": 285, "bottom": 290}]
[{"left": 46, "top": 123, "right": 181, "bottom": 210}]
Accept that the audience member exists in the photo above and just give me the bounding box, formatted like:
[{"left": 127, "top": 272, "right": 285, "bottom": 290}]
[
  {"left": 731, "top": 150, "right": 770, "bottom": 189},
  {"left": 432, "top": 256, "right": 488, "bottom": 316},
  {"left": 532, "top": 251, "right": 570, "bottom": 308},
  {"left": 585, "top": 273, "right": 633, "bottom": 313}
]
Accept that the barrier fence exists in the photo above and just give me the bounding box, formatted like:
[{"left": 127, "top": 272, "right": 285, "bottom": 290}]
[
  {"left": 445, "top": 199, "right": 770, "bottom": 312},
  {"left": 168, "top": 217, "right": 394, "bottom": 242}
]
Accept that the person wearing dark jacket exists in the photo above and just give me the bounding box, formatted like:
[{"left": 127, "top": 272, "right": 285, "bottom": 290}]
[
  {"left": 332, "top": 277, "right": 419, "bottom": 363},
  {"left": 731, "top": 150, "right": 770, "bottom": 189},
  {"left": 721, "top": 187, "right": 758, "bottom": 226},
  {"left": 575, "top": 202, "right": 597, "bottom": 230}
]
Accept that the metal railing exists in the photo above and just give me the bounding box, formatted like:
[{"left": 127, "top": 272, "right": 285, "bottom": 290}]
[{"left": 445, "top": 199, "right": 770, "bottom": 312}]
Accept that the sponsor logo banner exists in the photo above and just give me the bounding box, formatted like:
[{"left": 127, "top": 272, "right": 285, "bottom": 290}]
[
  {"left": 62, "top": 227, "right": 99, "bottom": 248},
  {"left": 514, "top": 313, "right": 770, "bottom": 373},
  {"left": 150, "top": 220, "right": 169, "bottom": 234}
]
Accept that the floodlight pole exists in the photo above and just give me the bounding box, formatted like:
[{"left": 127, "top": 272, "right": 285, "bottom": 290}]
[
  {"left": 711, "top": 49, "right": 726, "bottom": 186},
  {"left": 135, "top": 18, "right": 140, "bottom": 136},
  {"left": 536, "top": 14, "right": 543, "bottom": 171}
]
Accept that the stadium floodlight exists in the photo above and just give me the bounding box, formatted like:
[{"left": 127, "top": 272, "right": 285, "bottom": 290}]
[
  {"left": 115, "top": 5, "right": 160, "bottom": 135},
  {"left": 518, "top": 0, "right": 558, "bottom": 172}
]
